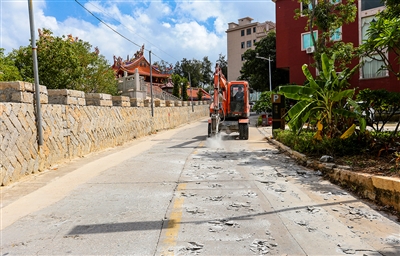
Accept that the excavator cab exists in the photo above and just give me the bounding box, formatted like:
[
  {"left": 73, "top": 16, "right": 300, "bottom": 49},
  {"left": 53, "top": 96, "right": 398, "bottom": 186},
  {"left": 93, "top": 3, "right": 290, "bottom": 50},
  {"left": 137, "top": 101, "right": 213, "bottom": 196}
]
[{"left": 230, "top": 84, "right": 245, "bottom": 113}]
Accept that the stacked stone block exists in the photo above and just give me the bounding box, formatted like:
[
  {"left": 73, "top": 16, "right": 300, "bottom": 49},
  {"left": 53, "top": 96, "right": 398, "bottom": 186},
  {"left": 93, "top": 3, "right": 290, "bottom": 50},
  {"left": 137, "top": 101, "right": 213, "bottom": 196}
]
[
  {"left": 112, "top": 96, "right": 130, "bottom": 107},
  {"left": 165, "top": 100, "right": 174, "bottom": 107},
  {"left": 131, "top": 98, "right": 144, "bottom": 107},
  {"left": 143, "top": 99, "right": 154, "bottom": 108},
  {"left": 48, "top": 89, "right": 85, "bottom": 105},
  {"left": 0, "top": 81, "right": 47, "bottom": 104},
  {"left": 154, "top": 99, "right": 165, "bottom": 107},
  {"left": 86, "top": 93, "right": 112, "bottom": 106}
]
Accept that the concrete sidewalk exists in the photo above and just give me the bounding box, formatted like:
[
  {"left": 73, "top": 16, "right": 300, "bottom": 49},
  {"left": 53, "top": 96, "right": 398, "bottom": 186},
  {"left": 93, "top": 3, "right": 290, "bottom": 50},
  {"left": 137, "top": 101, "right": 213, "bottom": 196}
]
[{"left": 257, "top": 125, "right": 400, "bottom": 213}]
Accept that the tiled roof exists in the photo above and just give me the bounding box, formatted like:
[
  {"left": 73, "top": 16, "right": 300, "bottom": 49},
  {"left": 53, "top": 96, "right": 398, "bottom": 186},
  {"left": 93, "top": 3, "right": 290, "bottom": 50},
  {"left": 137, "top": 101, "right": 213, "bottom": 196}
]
[
  {"left": 187, "top": 87, "right": 211, "bottom": 100},
  {"left": 112, "top": 55, "right": 170, "bottom": 78}
]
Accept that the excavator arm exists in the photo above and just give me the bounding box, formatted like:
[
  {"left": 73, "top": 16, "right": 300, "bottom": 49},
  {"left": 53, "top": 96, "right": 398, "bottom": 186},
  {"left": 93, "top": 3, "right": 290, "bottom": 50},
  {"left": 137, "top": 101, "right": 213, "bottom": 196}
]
[
  {"left": 209, "top": 63, "right": 227, "bottom": 137},
  {"left": 212, "top": 63, "right": 227, "bottom": 114}
]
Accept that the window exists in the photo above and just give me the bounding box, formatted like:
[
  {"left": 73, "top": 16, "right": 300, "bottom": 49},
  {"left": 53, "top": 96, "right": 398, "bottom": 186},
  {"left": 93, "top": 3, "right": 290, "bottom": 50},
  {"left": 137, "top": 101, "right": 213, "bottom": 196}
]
[
  {"left": 241, "top": 42, "right": 245, "bottom": 49},
  {"left": 331, "top": 0, "right": 340, "bottom": 3},
  {"left": 330, "top": 27, "right": 342, "bottom": 41},
  {"left": 246, "top": 40, "right": 251, "bottom": 48},
  {"left": 301, "top": 0, "right": 315, "bottom": 14},
  {"left": 361, "top": 16, "right": 376, "bottom": 41},
  {"left": 241, "top": 30, "right": 244, "bottom": 36},
  {"left": 361, "top": 0, "right": 384, "bottom": 11},
  {"left": 253, "top": 39, "right": 256, "bottom": 45},
  {"left": 253, "top": 27, "right": 256, "bottom": 33},
  {"left": 361, "top": 16, "right": 387, "bottom": 79},
  {"left": 241, "top": 55, "right": 245, "bottom": 61},
  {"left": 246, "top": 28, "right": 251, "bottom": 35},
  {"left": 301, "top": 31, "right": 317, "bottom": 50},
  {"left": 362, "top": 55, "right": 386, "bottom": 79}
]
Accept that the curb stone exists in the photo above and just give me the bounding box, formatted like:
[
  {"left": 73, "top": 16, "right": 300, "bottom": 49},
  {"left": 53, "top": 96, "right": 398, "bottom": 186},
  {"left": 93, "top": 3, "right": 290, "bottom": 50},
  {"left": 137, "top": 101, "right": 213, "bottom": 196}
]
[{"left": 259, "top": 127, "right": 400, "bottom": 213}]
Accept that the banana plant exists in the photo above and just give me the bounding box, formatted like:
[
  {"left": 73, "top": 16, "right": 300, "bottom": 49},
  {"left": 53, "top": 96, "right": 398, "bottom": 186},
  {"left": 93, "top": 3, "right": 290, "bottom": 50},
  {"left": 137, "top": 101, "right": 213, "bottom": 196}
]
[{"left": 278, "top": 53, "right": 359, "bottom": 138}]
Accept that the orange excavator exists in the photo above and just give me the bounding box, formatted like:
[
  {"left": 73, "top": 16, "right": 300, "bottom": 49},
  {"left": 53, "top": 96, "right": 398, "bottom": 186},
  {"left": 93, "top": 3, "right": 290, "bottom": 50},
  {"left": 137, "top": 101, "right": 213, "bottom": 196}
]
[{"left": 208, "top": 63, "right": 250, "bottom": 140}]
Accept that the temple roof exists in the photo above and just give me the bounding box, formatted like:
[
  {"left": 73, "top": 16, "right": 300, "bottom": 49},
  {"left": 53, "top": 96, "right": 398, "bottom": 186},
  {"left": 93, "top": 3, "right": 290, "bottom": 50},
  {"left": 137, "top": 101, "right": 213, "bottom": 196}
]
[
  {"left": 187, "top": 87, "right": 211, "bottom": 101},
  {"left": 111, "top": 45, "right": 172, "bottom": 79}
]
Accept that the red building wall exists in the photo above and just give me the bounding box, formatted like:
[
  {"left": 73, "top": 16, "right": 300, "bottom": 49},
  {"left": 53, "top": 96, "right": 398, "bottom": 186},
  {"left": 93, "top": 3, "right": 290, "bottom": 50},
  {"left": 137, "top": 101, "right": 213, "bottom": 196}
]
[
  {"left": 275, "top": 0, "right": 315, "bottom": 84},
  {"left": 274, "top": 0, "right": 400, "bottom": 92}
]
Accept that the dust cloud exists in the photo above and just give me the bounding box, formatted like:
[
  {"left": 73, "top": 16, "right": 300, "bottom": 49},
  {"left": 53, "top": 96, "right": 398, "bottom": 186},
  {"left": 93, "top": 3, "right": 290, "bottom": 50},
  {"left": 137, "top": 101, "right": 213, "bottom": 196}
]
[{"left": 206, "top": 134, "right": 225, "bottom": 149}]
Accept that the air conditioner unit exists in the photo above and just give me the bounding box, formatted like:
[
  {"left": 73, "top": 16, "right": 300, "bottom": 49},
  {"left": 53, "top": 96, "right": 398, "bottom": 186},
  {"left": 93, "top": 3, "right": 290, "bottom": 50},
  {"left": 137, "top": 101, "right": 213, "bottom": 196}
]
[{"left": 306, "top": 46, "right": 315, "bottom": 54}]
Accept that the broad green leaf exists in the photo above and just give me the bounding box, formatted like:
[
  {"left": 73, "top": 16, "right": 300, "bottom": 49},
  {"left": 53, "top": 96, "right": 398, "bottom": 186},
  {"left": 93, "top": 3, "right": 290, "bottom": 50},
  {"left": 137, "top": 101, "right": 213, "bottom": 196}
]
[
  {"left": 302, "top": 64, "right": 319, "bottom": 89},
  {"left": 359, "top": 118, "right": 367, "bottom": 133},
  {"left": 333, "top": 108, "right": 358, "bottom": 118},
  {"left": 287, "top": 101, "right": 314, "bottom": 131},
  {"left": 278, "top": 85, "right": 305, "bottom": 100},
  {"left": 298, "top": 86, "right": 317, "bottom": 98},
  {"left": 321, "top": 53, "right": 331, "bottom": 80},
  {"left": 278, "top": 85, "right": 303, "bottom": 93},
  {"left": 331, "top": 89, "right": 354, "bottom": 101},
  {"left": 287, "top": 101, "right": 308, "bottom": 119}
]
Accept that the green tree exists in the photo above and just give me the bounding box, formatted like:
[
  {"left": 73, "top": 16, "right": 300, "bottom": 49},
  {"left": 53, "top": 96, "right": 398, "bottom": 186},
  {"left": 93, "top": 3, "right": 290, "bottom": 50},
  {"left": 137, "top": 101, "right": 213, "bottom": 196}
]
[
  {"left": 201, "top": 56, "right": 213, "bottom": 88},
  {"left": 173, "top": 56, "right": 218, "bottom": 89},
  {"left": 252, "top": 91, "right": 273, "bottom": 114},
  {"left": 171, "top": 73, "right": 182, "bottom": 98},
  {"left": 0, "top": 48, "right": 22, "bottom": 81},
  {"left": 238, "top": 31, "right": 289, "bottom": 91},
  {"left": 216, "top": 54, "right": 228, "bottom": 78},
  {"left": 171, "top": 73, "right": 189, "bottom": 100},
  {"left": 359, "top": 1, "right": 400, "bottom": 78},
  {"left": 181, "top": 77, "right": 189, "bottom": 101},
  {"left": 356, "top": 89, "right": 400, "bottom": 132},
  {"left": 173, "top": 61, "right": 182, "bottom": 75},
  {"left": 9, "top": 28, "right": 117, "bottom": 94},
  {"left": 278, "top": 53, "right": 359, "bottom": 137},
  {"left": 77, "top": 54, "right": 117, "bottom": 95},
  {"left": 295, "top": 0, "right": 358, "bottom": 70},
  {"left": 174, "top": 58, "right": 203, "bottom": 88}
]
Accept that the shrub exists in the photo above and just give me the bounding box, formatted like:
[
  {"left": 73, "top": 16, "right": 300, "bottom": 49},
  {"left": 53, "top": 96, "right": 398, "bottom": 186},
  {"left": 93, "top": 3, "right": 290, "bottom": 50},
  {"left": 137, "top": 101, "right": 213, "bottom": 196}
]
[{"left": 274, "top": 129, "right": 374, "bottom": 157}]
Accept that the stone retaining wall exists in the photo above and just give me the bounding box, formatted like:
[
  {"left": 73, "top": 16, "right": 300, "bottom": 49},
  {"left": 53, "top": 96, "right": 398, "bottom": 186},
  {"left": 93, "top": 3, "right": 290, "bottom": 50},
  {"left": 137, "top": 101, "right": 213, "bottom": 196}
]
[{"left": 0, "top": 82, "right": 209, "bottom": 186}]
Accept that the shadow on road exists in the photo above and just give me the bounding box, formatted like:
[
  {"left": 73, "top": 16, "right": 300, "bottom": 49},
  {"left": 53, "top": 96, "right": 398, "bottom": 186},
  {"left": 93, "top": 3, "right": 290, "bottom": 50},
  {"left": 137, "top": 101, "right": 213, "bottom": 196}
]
[
  {"left": 67, "top": 200, "right": 359, "bottom": 235},
  {"left": 68, "top": 220, "right": 163, "bottom": 235}
]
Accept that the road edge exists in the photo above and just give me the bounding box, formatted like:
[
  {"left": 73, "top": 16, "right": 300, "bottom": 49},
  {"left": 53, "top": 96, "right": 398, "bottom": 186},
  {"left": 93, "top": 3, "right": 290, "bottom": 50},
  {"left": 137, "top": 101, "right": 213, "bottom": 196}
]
[{"left": 257, "top": 126, "right": 400, "bottom": 216}]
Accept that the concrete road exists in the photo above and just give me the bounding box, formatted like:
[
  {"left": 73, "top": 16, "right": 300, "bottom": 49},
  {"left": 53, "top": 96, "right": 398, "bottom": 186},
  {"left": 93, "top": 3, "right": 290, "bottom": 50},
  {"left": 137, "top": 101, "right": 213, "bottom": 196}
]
[{"left": 1, "top": 116, "right": 399, "bottom": 255}]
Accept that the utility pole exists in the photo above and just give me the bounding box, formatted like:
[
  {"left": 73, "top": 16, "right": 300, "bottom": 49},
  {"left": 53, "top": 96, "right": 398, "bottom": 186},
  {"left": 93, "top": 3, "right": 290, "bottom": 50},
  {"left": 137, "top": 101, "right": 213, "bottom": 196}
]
[
  {"left": 149, "top": 50, "right": 154, "bottom": 117},
  {"left": 256, "top": 54, "right": 273, "bottom": 92},
  {"left": 189, "top": 73, "right": 193, "bottom": 112},
  {"left": 181, "top": 83, "right": 183, "bottom": 100},
  {"left": 28, "top": 0, "right": 43, "bottom": 146}
]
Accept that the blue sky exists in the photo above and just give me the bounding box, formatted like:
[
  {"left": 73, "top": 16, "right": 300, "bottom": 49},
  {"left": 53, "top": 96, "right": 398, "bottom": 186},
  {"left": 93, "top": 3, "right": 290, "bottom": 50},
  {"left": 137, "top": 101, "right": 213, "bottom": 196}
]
[{"left": 1, "top": 0, "right": 275, "bottom": 66}]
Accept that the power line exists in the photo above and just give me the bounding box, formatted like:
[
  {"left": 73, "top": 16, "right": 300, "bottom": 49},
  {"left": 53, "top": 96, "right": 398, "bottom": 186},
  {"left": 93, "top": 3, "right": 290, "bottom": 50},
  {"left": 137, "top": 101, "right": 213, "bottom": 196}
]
[{"left": 75, "top": 0, "right": 177, "bottom": 63}]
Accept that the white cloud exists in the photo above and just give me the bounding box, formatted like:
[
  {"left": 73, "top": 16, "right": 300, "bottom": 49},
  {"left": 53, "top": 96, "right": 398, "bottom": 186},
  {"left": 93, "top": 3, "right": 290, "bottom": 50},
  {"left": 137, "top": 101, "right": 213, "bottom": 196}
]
[
  {"left": 214, "top": 17, "right": 226, "bottom": 35},
  {"left": 162, "top": 23, "right": 171, "bottom": 29},
  {"left": 173, "top": 22, "right": 219, "bottom": 50},
  {"left": 1, "top": 0, "right": 275, "bottom": 66},
  {"left": 1, "top": 1, "right": 36, "bottom": 51},
  {"left": 178, "top": 1, "right": 224, "bottom": 22}
]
